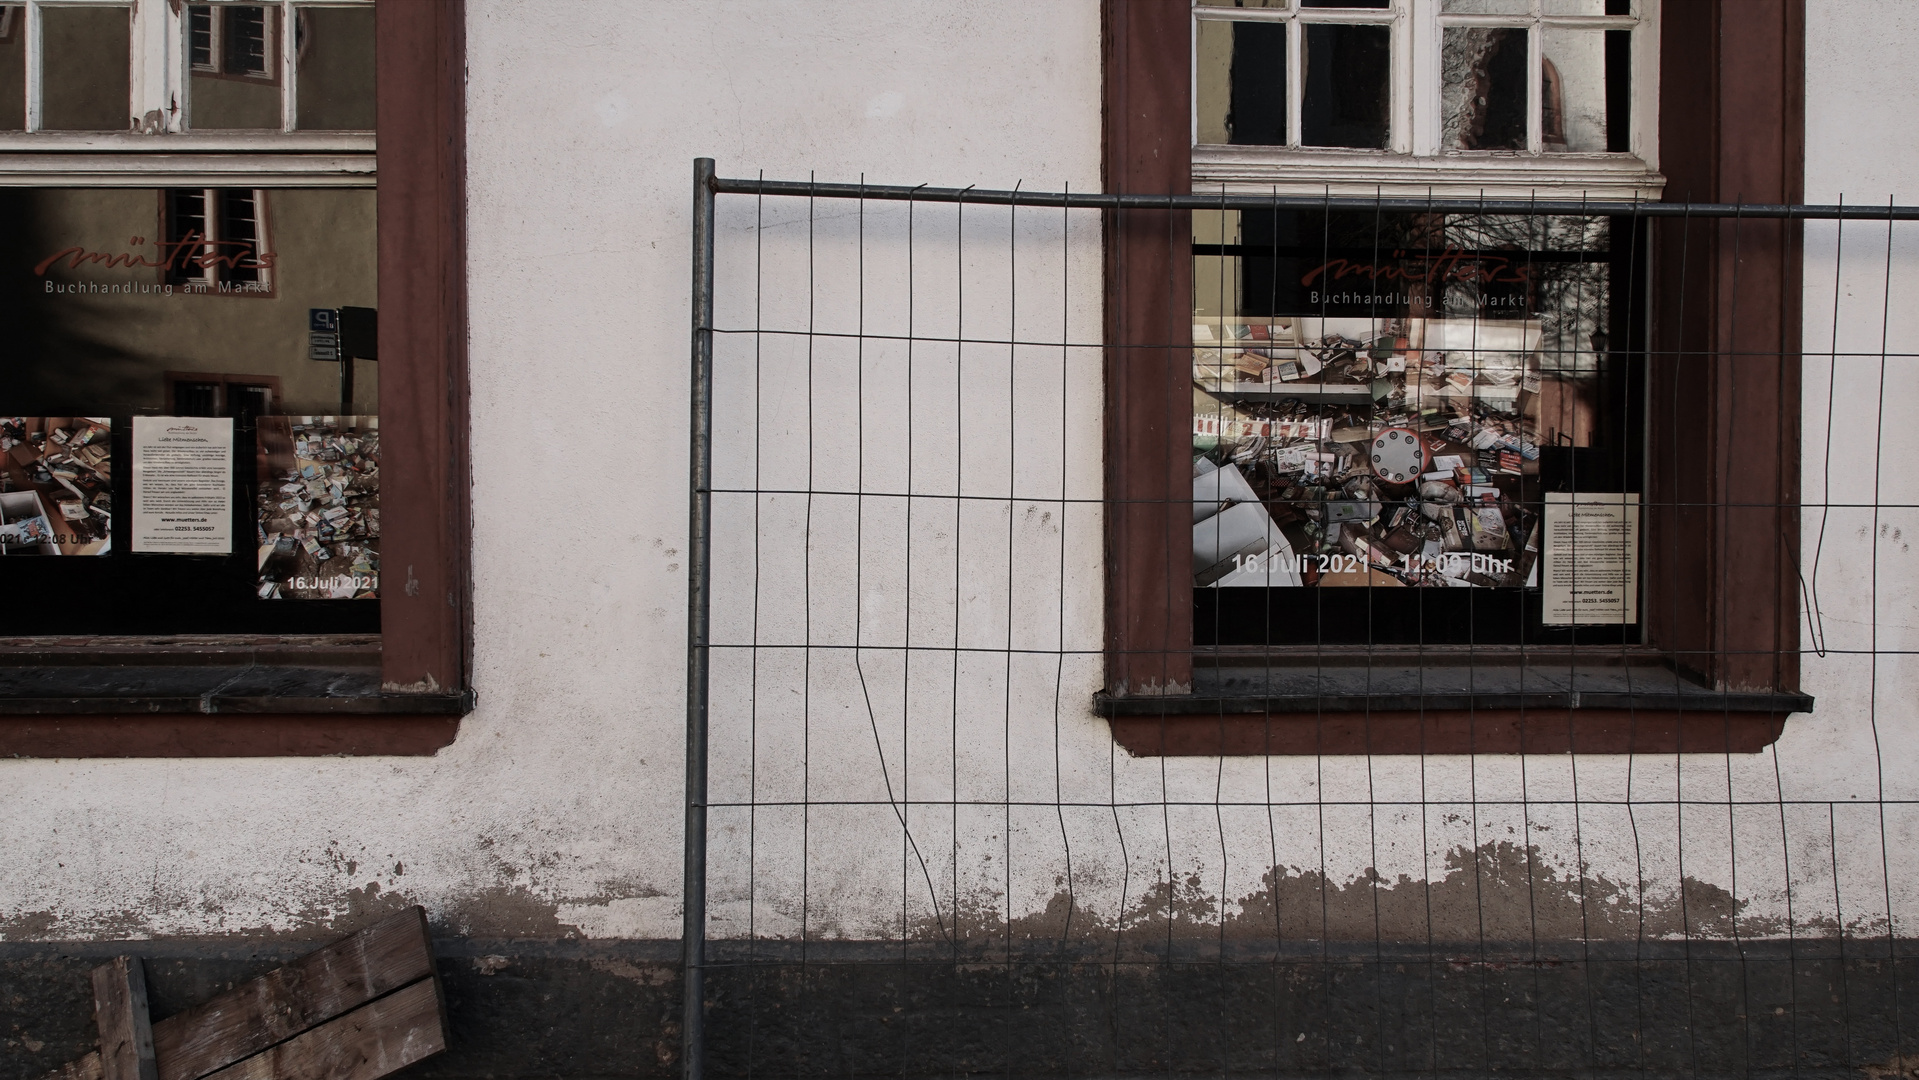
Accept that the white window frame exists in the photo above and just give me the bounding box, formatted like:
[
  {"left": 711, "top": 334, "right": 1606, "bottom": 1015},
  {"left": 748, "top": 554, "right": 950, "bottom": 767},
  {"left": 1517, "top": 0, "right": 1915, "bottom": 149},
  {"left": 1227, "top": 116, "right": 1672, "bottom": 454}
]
[
  {"left": 1, "top": 0, "right": 373, "bottom": 188},
  {"left": 1192, "top": 0, "right": 1662, "bottom": 199}
]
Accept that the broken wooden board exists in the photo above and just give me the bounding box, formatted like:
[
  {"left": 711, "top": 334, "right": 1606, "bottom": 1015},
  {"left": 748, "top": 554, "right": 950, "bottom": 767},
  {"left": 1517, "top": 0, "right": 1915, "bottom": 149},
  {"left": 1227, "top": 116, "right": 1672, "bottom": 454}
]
[
  {"left": 43, "top": 907, "right": 446, "bottom": 1080},
  {"left": 198, "top": 980, "right": 444, "bottom": 1080},
  {"left": 90, "top": 958, "right": 157, "bottom": 1080}
]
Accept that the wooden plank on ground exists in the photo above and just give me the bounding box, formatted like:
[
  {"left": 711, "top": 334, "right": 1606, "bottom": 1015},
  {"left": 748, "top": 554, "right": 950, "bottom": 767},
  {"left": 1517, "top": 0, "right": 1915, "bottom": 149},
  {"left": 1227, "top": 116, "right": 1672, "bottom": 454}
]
[
  {"left": 153, "top": 907, "right": 435, "bottom": 1080},
  {"left": 39, "top": 907, "right": 439, "bottom": 1080},
  {"left": 196, "top": 979, "right": 446, "bottom": 1080},
  {"left": 91, "top": 957, "right": 158, "bottom": 1080},
  {"left": 43, "top": 1055, "right": 102, "bottom": 1080}
]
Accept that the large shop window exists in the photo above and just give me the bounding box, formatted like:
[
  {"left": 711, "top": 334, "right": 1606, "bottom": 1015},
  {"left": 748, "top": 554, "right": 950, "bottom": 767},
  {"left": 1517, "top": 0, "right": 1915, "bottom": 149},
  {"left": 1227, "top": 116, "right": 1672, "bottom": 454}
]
[
  {"left": 11, "top": 184, "right": 377, "bottom": 623},
  {"left": 0, "top": 1, "right": 469, "bottom": 755},
  {"left": 1100, "top": 0, "right": 1809, "bottom": 754}
]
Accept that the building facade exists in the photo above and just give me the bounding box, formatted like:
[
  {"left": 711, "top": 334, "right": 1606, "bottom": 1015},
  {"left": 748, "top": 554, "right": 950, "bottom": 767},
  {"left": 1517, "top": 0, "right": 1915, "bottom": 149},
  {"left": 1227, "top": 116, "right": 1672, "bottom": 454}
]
[{"left": 2, "top": 2, "right": 1916, "bottom": 1076}]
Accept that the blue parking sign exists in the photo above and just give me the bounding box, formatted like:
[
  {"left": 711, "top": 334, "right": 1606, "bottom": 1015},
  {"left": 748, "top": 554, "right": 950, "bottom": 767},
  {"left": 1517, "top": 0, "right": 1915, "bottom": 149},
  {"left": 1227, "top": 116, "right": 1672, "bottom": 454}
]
[{"left": 309, "top": 308, "right": 339, "bottom": 333}]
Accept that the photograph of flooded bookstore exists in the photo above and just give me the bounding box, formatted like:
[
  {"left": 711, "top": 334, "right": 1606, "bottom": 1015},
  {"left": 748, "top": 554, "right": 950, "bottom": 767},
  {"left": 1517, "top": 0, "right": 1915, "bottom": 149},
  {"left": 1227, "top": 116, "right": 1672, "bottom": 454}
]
[{"left": 1192, "top": 207, "right": 1642, "bottom": 646}]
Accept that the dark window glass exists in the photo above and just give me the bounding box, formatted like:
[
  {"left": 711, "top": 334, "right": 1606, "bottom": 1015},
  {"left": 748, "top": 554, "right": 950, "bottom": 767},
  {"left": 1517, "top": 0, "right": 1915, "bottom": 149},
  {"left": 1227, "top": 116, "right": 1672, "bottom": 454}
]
[
  {"left": 1228, "top": 21, "right": 1287, "bottom": 146},
  {"left": 1605, "top": 29, "right": 1631, "bottom": 153},
  {"left": 1301, "top": 24, "right": 1389, "bottom": 149}
]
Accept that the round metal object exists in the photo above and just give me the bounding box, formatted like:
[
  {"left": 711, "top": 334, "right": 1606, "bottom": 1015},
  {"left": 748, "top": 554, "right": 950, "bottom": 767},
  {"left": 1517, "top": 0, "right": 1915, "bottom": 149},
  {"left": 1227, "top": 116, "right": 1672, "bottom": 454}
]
[{"left": 1369, "top": 426, "right": 1429, "bottom": 486}]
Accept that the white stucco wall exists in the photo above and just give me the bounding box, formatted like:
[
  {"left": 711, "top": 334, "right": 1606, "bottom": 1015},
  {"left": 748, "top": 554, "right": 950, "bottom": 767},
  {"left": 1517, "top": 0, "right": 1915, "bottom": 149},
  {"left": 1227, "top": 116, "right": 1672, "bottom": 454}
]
[
  {"left": 3, "top": 0, "right": 1918, "bottom": 954},
  {"left": 0, "top": 0, "right": 1105, "bottom": 943}
]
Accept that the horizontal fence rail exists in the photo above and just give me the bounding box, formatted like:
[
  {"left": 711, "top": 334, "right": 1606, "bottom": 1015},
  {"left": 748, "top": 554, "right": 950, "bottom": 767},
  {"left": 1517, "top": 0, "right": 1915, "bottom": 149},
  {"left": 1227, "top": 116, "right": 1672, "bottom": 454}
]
[{"left": 710, "top": 174, "right": 1919, "bottom": 219}]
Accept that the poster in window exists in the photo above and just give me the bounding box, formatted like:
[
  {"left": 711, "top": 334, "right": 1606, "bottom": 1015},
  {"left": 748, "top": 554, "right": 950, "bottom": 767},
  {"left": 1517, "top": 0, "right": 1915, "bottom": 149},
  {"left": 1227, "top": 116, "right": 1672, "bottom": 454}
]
[
  {"left": 131, "top": 415, "right": 233, "bottom": 554},
  {"left": 254, "top": 415, "right": 378, "bottom": 599},
  {"left": 0, "top": 418, "right": 111, "bottom": 555},
  {"left": 1542, "top": 491, "right": 1639, "bottom": 625},
  {"left": 1192, "top": 211, "right": 1616, "bottom": 595}
]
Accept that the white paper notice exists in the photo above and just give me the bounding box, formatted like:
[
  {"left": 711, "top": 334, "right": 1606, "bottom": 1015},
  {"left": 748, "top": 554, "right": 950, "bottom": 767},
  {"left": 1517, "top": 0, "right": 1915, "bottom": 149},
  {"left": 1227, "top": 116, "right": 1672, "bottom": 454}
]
[
  {"left": 132, "top": 416, "right": 233, "bottom": 553},
  {"left": 1543, "top": 491, "right": 1639, "bottom": 625}
]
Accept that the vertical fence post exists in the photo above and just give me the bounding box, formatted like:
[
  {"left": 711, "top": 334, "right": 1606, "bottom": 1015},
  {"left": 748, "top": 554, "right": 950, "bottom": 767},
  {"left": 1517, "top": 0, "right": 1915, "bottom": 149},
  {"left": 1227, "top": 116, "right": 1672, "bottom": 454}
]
[{"left": 683, "top": 156, "right": 716, "bottom": 1080}]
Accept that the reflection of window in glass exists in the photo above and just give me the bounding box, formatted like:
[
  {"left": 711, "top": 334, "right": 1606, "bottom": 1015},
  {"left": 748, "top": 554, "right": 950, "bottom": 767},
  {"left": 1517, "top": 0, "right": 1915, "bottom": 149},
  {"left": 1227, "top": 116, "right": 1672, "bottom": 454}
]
[
  {"left": 0, "top": 7, "right": 23, "bottom": 131},
  {"left": 167, "top": 373, "right": 280, "bottom": 428},
  {"left": 1442, "top": 27, "right": 1527, "bottom": 151},
  {"left": 187, "top": 6, "right": 211, "bottom": 68},
  {"left": 174, "top": 378, "right": 219, "bottom": 416},
  {"left": 295, "top": 6, "right": 375, "bottom": 131},
  {"left": 1194, "top": 0, "right": 1647, "bottom": 162},
  {"left": 188, "top": 5, "right": 280, "bottom": 130},
  {"left": 1, "top": 0, "right": 373, "bottom": 135},
  {"left": 226, "top": 6, "right": 269, "bottom": 74},
  {"left": 188, "top": 5, "right": 273, "bottom": 76},
  {"left": 164, "top": 188, "right": 275, "bottom": 294},
  {"left": 1541, "top": 27, "right": 1630, "bottom": 153},
  {"left": 1197, "top": 19, "right": 1285, "bottom": 146},
  {"left": 1438, "top": 1, "right": 1633, "bottom": 155},
  {"left": 40, "top": 4, "right": 132, "bottom": 132},
  {"left": 7, "top": 184, "right": 382, "bottom": 625},
  {"left": 1193, "top": 3, "right": 1396, "bottom": 150},
  {"left": 1543, "top": 58, "right": 1564, "bottom": 146}
]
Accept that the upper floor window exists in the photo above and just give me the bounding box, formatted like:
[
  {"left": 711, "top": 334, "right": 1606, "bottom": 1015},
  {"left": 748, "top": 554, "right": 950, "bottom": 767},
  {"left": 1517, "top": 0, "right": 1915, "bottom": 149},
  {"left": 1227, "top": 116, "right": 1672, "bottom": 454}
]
[
  {"left": 0, "top": 0, "right": 372, "bottom": 137},
  {"left": 1193, "top": 0, "right": 1658, "bottom": 196}
]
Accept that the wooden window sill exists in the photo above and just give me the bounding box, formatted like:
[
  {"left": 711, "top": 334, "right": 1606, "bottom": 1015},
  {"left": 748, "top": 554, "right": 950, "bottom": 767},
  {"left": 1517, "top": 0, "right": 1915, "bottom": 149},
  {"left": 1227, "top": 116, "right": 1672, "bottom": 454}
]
[
  {"left": 1097, "top": 657, "right": 1810, "bottom": 756},
  {"left": 0, "top": 636, "right": 468, "bottom": 756}
]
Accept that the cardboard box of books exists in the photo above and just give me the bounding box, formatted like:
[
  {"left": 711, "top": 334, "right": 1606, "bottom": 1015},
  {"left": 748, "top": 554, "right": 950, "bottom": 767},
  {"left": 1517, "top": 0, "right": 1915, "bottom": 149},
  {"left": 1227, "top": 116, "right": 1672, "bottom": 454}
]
[{"left": 0, "top": 490, "right": 60, "bottom": 555}]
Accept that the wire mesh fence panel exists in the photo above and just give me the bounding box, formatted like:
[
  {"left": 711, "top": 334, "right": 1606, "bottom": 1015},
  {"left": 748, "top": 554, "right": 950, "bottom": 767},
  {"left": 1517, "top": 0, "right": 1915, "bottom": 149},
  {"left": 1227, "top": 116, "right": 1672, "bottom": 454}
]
[{"left": 685, "top": 164, "right": 1919, "bottom": 1080}]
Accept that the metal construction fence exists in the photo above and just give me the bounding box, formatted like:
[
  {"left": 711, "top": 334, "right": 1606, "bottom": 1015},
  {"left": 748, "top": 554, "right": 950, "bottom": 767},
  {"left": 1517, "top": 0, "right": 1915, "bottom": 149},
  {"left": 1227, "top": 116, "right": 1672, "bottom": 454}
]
[{"left": 683, "top": 157, "right": 1919, "bottom": 1080}]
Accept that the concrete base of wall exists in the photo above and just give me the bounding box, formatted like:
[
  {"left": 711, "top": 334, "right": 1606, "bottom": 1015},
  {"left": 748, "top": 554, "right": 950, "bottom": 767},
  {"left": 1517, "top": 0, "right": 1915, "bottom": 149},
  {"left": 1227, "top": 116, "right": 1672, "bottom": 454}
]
[{"left": 4, "top": 938, "right": 1915, "bottom": 1078}]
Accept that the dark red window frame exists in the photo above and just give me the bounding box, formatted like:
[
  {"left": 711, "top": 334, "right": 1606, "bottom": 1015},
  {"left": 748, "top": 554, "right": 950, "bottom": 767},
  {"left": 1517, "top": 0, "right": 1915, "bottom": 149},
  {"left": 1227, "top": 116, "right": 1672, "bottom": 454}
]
[
  {"left": 0, "top": 0, "right": 470, "bottom": 757},
  {"left": 1101, "top": 0, "right": 1805, "bottom": 755}
]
